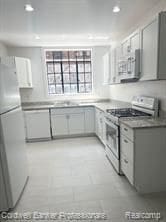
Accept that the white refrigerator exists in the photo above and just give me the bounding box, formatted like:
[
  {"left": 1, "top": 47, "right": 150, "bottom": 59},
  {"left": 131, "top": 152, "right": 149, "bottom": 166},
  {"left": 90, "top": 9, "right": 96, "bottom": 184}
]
[{"left": 0, "top": 57, "right": 28, "bottom": 211}]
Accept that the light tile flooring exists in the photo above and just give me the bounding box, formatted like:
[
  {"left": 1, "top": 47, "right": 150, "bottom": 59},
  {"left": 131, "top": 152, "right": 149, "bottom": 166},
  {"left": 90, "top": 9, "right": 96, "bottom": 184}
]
[{"left": 13, "top": 137, "right": 166, "bottom": 221}]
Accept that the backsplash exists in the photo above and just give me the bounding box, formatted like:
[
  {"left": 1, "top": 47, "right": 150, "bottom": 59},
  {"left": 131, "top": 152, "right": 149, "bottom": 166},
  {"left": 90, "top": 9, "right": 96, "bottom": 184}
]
[{"left": 109, "top": 80, "right": 166, "bottom": 116}]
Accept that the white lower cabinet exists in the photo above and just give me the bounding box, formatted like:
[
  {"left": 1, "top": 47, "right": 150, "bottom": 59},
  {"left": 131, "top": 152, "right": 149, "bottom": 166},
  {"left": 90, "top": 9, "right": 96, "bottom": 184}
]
[
  {"left": 95, "top": 108, "right": 105, "bottom": 144},
  {"left": 24, "top": 110, "right": 51, "bottom": 140},
  {"left": 51, "top": 107, "right": 88, "bottom": 137},
  {"left": 84, "top": 107, "right": 95, "bottom": 133},
  {"left": 51, "top": 114, "right": 68, "bottom": 136},
  {"left": 24, "top": 106, "right": 96, "bottom": 139},
  {"left": 68, "top": 113, "right": 85, "bottom": 135},
  {"left": 120, "top": 123, "right": 166, "bottom": 193}
]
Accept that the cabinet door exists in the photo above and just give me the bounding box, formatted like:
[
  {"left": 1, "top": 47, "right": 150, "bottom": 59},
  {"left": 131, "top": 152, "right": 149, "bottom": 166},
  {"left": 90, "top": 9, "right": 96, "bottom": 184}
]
[
  {"left": 15, "top": 57, "right": 27, "bottom": 87},
  {"left": 110, "top": 48, "right": 117, "bottom": 84},
  {"left": 24, "top": 110, "right": 51, "bottom": 139},
  {"left": 15, "top": 57, "right": 32, "bottom": 88},
  {"left": 95, "top": 108, "right": 104, "bottom": 140},
  {"left": 115, "top": 45, "right": 123, "bottom": 83},
  {"left": 103, "top": 52, "right": 110, "bottom": 85},
  {"left": 51, "top": 114, "right": 68, "bottom": 136},
  {"left": 122, "top": 39, "right": 130, "bottom": 56},
  {"left": 84, "top": 107, "right": 95, "bottom": 133},
  {"left": 130, "top": 32, "right": 140, "bottom": 52},
  {"left": 68, "top": 113, "right": 85, "bottom": 135},
  {"left": 25, "top": 59, "right": 33, "bottom": 87},
  {"left": 141, "top": 19, "right": 158, "bottom": 81}
]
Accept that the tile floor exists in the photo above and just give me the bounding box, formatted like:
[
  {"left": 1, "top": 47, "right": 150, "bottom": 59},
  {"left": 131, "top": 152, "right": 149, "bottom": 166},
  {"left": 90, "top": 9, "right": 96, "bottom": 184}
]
[{"left": 12, "top": 137, "right": 166, "bottom": 221}]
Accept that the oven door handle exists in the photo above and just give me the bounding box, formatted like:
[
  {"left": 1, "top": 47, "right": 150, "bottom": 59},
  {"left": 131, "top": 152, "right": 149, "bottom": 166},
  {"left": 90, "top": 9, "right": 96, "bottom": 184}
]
[{"left": 105, "top": 118, "right": 119, "bottom": 131}]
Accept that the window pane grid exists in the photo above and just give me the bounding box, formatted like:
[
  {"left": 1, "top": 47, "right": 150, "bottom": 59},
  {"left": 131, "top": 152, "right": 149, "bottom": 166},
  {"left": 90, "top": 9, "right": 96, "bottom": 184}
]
[{"left": 46, "top": 50, "right": 92, "bottom": 95}]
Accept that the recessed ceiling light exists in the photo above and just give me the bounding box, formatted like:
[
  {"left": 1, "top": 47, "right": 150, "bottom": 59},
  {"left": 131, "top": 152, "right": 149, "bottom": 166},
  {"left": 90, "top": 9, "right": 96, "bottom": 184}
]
[
  {"left": 35, "top": 35, "right": 40, "bottom": 40},
  {"left": 113, "top": 6, "right": 120, "bottom": 13},
  {"left": 24, "top": 4, "right": 34, "bottom": 12}
]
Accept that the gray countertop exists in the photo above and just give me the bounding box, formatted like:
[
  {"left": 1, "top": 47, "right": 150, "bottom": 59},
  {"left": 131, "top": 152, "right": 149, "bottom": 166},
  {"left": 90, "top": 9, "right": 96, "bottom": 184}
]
[
  {"left": 22, "top": 100, "right": 166, "bottom": 128},
  {"left": 120, "top": 117, "right": 166, "bottom": 129},
  {"left": 22, "top": 100, "right": 131, "bottom": 112}
]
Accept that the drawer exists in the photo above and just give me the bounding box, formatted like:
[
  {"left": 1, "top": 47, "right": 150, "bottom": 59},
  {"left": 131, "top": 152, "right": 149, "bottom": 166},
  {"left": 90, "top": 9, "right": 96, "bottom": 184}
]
[
  {"left": 121, "top": 154, "right": 134, "bottom": 185},
  {"left": 120, "top": 124, "right": 134, "bottom": 141},
  {"left": 121, "top": 135, "right": 134, "bottom": 163},
  {"left": 51, "top": 107, "right": 84, "bottom": 115}
]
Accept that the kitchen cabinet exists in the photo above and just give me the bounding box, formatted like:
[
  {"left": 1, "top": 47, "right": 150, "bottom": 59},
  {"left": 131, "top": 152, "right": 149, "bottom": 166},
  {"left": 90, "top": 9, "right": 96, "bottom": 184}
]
[
  {"left": 110, "top": 47, "right": 118, "bottom": 84},
  {"left": 51, "top": 107, "right": 85, "bottom": 137},
  {"left": 84, "top": 107, "right": 95, "bottom": 133},
  {"left": 117, "top": 30, "right": 140, "bottom": 82},
  {"left": 68, "top": 113, "right": 84, "bottom": 134},
  {"left": 122, "top": 30, "right": 140, "bottom": 56},
  {"left": 110, "top": 30, "right": 140, "bottom": 84},
  {"left": 24, "top": 110, "right": 51, "bottom": 141},
  {"left": 141, "top": 12, "right": 166, "bottom": 81},
  {"left": 95, "top": 108, "right": 105, "bottom": 144},
  {"left": 51, "top": 114, "right": 68, "bottom": 136},
  {"left": 130, "top": 31, "right": 140, "bottom": 53},
  {"left": 103, "top": 52, "right": 110, "bottom": 85},
  {"left": 120, "top": 123, "right": 166, "bottom": 193},
  {"left": 15, "top": 57, "right": 33, "bottom": 88}
]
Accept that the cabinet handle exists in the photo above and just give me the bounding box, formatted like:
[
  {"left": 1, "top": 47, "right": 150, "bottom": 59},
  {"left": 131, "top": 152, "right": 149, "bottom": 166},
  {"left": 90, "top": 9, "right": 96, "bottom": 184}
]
[
  {"left": 124, "top": 158, "right": 128, "bottom": 164},
  {"left": 124, "top": 139, "right": 128, "bottom": 143},
  {"left": 124, "top": 127, "right": 128, "bottom": 132}
]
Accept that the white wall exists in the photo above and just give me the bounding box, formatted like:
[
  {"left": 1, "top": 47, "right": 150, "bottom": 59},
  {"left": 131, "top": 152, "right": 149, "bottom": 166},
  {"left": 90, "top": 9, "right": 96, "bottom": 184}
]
[
  {"left": 109, "top": 0, "right": 166, "bottom": 113},
  {"left": 0, "top": 42, "right": 8, "bottom": 56},
  {"left": 8, "top": 46, "right": 110, "bottom": 102}
]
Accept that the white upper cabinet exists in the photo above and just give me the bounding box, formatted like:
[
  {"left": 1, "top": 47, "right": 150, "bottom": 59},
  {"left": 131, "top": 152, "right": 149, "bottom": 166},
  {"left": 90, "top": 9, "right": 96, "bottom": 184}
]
[
  {"left": 109, "top": 47, "right": 117, "bottom": 84},
  {"left": 15, "top": 57, "right": 33, "bottom": 88},
  {"left": 141, "top": 12, "right": 166, "bottom": 81},
  {"left": 102, "top": 52, "right": 110, "bottom": 85},
  {"left": 121, "top": 30, "right": 140, "bottom": 56},
  {"left": 109, "top": 30, "right": 140, "bottom": 85},
  {"left": 141, "top": 19, "right": 158, "bottom": 80}
]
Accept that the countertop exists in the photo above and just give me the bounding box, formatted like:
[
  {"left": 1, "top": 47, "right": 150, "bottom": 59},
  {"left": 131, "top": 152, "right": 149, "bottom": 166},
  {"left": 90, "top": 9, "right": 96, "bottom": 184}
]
[
  {"left": 22, "top": 100, "right": 131, "bottom": 112},
  {"left": 22, "top": 100, "right": 166, "bottom": 128},
  {"left": 120, "top": 117, "right": 166, "bottom": 129}
]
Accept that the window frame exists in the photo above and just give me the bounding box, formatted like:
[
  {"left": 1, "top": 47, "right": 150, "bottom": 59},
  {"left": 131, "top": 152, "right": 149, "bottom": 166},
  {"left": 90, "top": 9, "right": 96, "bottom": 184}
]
[{"left": 43, "top": 48, "right": 94, "bottom": 97}]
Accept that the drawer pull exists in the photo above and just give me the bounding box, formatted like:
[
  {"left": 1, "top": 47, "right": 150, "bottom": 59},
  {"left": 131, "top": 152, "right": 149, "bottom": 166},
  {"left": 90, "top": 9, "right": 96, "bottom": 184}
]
[
  {"left": 124, "top": 158, "right": 128, "bottom": 164},
  {"left": 124, "top": 139, "right": 128, "bottom": 143},
  {"left": 124, "top": 127, "right": 128, "bottom": 131}
]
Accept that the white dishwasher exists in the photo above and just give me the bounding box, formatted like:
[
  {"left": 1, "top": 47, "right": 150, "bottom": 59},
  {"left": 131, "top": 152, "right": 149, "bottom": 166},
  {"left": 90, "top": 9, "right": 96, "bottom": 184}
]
[{"left": 24, "top": 109, "right": 51, "bottom": 141}]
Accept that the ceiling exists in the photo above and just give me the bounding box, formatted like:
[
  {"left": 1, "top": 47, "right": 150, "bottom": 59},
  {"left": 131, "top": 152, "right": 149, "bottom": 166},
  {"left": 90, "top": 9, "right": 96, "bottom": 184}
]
[{"left": 0, "top": 0, "right": 160, "bottom": 47}]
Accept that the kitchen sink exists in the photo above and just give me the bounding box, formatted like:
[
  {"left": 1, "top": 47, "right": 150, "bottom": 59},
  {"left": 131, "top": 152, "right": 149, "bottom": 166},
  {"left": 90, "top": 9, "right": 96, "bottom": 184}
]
[{"left": 54, "top": 101, "right": 79, "bottom": 107}]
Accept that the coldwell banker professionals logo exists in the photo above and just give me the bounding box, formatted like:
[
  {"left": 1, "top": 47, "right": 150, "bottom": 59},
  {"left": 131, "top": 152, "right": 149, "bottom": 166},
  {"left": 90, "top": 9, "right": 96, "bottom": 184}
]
[{"left": 0, "top": 211, "right": 107, "bottom": 221}]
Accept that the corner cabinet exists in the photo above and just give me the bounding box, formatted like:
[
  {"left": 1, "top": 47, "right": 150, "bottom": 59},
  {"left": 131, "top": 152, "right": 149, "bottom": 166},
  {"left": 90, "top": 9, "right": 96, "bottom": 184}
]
[
  {"left": 15, "top": 57, "right": 33, "bottom": 88},
  {"left": 141, "top": 12, "right": 166, "bottom": 81}
]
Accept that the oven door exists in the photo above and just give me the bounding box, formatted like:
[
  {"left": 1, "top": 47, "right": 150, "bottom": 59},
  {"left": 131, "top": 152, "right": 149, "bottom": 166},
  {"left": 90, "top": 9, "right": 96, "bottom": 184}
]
[{"left": 105, "top": 117, "right": 119, "bottom": 159}]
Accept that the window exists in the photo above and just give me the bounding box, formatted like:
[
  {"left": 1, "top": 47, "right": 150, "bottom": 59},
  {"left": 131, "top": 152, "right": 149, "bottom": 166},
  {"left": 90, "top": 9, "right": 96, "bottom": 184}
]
[{"left": 45, "top": 49, "right": 92, "bottom": 95}]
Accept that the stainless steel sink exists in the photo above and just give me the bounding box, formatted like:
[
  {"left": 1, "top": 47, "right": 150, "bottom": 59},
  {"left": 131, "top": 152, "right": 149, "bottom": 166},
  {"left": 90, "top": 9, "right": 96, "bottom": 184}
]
[{"left": 54, "top": 101, "right": 79, "bottom": 107}]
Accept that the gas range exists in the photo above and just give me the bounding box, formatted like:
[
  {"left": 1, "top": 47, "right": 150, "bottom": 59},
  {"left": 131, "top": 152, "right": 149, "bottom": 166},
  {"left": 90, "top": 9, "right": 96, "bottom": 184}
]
[
  {"left": 104, "top": 96, "right": 159, "bottom": 174},
  {"left": 106, "top": 108, "right": 151, "bottom": 125}
]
